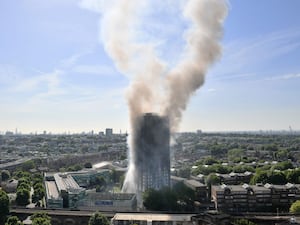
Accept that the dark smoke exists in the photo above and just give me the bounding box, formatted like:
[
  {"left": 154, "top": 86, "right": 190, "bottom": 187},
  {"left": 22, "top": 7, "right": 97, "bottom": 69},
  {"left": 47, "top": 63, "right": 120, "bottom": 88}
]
[{"left": 80, "top": 0, "right": 228, "bottom": 193}]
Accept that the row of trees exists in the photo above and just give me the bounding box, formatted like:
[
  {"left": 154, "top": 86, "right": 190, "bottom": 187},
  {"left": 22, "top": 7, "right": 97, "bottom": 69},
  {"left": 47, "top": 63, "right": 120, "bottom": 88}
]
[
  {"left": 193, "top": 158, "right": 293, "bottom": 176},
  {"left": 15, "top": 172, "right": 31, "bottom": 206},
  {"left": 250, "top": 167, "right": 300, "bottom": 185},
  {"left": 12, "top": 171, "right": 45, "bottom": 206},
  {"left": 0, "top": 192, "right": 109, "bottom": 225},
  {"left": 143, "top": 182, "right": 195, "bottom": 212}
]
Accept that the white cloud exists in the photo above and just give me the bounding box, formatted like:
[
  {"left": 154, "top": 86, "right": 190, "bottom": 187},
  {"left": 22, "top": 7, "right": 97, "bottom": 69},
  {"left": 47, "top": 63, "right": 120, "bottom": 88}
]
[
  {"left": 265, "top": 73, "right": 300, "bottom": 81},
  {"left": 72, "top": 64, "right": 115, "bottom": 75},
  {"left": 0, "top": 64, "right": 22, "bottom": 85},
  {"left": 78, "top": 0, "right": 115, "bottom": 13},
  {"left": 211, "top": 28, "right": 300, "bottom": 78},
  {"left": 60, "top": 51, "right": 92, "bottom": 68},
  {"left": 13, "top": 70, "right": 63, "bottom": 93},
  {"left": 207, "top": 88, "right": 217, "bottom": 92}
]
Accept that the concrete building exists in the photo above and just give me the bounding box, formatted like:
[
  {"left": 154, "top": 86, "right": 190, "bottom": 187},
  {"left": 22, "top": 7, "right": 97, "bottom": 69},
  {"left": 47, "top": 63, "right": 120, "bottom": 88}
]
[
  {"left": 77, "top": 192, "right": 136, "bottom": 211},
  {"left": 215, "top": 171, "right": 253, "bottom": 185},
  {"left": 184, "top": 179, "right": 208, "bottom": 202},
  {"left": 45, "top": 170, "right": 137, "bottom": 211},
  {"left": 45, "top": 173, "right": 86, "bottom": 208},
  {"left": 111, "top": 213, "right": 196, "bottom": 225},
  {"left": 1, "top": 179, "right": 18, "bottom": 193},
  {"left": 105, "top": 128, "right": 113, "bottom": 136},
  {"left": 134, "top": 113, "right": 170, "bottom": 192},
  {"left": 211, "top": 183, "right": 300, "bottom": 213}
]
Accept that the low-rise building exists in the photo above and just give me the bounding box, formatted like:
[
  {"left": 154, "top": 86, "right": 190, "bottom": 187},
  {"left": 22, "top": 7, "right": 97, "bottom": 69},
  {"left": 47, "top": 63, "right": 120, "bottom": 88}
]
[
  {"left": 112, "top": 213, "right": 196, "bottom": 225},
  {"left": 212, "top": 183, "right": 300, "bottom": 213},
  {"left": 216, "top": 171, "right": 253, "bottom": 185},
  {"left": 184, "top": 179, "right": 208, "bottom": 202},
  {"left": 77, "top": 192, "right": 136, "bottom": 211},
  {"left": 1, "top": 179, "right": 18, "bottom": 193},
  {"left": 45, "top": 170, "right": 137, "bottom": 211}
]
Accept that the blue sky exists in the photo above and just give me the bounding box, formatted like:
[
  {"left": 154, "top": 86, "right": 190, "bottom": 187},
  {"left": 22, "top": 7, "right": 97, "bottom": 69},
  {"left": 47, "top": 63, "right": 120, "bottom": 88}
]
[{"left": 0, "top": 0, "right": 300, "bottom": 133}]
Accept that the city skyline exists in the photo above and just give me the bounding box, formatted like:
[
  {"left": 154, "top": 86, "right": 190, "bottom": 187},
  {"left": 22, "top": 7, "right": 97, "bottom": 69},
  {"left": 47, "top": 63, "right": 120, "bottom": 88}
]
[{"left": 1, "top": 0, "right": 300, "bottom": 133}]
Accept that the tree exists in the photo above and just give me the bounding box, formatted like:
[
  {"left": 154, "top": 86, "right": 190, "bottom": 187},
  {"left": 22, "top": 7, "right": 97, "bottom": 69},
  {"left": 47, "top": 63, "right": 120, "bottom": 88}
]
[
  {"left": 1, "top": 170, "right": 11, "bottom": 181},
  {"left": 143, "top": 189, "right": 164, "bottom": 210},
  {"left": 286, "top": 169, "right": 300, "bottom": 183},
  {"left": 0, "top": 190, "right": 9, "bottom": 224},
  {"left": 84, "top": 162, "right": 92, "bottom": 168},
  {"left": 88, "top": 212, "right": 109, "bottom": 225},
  {"left": 290, "top": 200, "right": 300, "bottom": 213},
  {"left": 206, "top": 173, "right": 221, "bottom": 186},
  {"left": 267, "top": 171, "right": 287, "bottom": 185},
  {"left": 233, "top": 219, "right": 257, "bottom": 225},
  {"left": 250, "top": 171, "right": 268, "bottom": 185},
  {"left": 16, "top": 188, "right": 30, "bottom": 206},
  {"left": 228, "top": 148, "right": 244, "bottom": 161},
  {"left": 5, "top": 216, "right": 23, "bottom": 225},
  {"left": 173, "top": 182, "right": 195, "bottom": 211},
  {"left": 32, "top": 186, "right": 45, "bottom": 204},
  {"left": 31, "top": 212, "right": 51, "bottom": 225},
  {"left": 21, "top": 160, "right": 35, "bottom": 171},
  {"left": 177, "top": 167, "right": 191, "bottom": 178}
]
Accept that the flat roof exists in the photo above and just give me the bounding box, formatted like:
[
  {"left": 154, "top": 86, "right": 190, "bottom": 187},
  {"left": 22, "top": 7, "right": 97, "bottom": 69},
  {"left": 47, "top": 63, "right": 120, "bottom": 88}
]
[
  {"left": 54, "top": 173, "right": 82, "bottom": 192},
  {"left": 45, "top": 181, "right": 60, "bottom": 199},
  {"left": 184, "top": 179, "right": 205, "bottom": 188},
  {"left": 113, "top": 213, "right": 196, "bottom": 221}
]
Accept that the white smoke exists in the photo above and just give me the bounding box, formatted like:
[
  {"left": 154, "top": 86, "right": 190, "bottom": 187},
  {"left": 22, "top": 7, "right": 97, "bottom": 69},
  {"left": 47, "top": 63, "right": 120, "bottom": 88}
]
[{"left": 79, "top": 0, "right": 228, "bottom": 193}]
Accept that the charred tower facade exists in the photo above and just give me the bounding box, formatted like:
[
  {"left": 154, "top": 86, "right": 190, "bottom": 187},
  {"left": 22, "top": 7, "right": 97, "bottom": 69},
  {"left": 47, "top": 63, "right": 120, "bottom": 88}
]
[{"left": 134, "top": 113, "right": 170, "bottom": 192}]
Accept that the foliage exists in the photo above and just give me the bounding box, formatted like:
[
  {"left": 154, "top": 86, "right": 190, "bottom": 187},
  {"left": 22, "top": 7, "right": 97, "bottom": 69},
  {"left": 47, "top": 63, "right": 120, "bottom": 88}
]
[
  {"left": 143, "top": 183, "right": 195, "bottom": 212},
  {"left": 192, "top": 164, "right": 234, "bottom": 176},
  {"left": 5, "top": 216, "right": 23, "bottom": 225},
  {"left": 275, "top": 149, "right": 290, "bottom": 160},
  {"left": 177, "top": 167, "right": 191, "bottom": 178},
  {"left": 1, "top": 170, "right": 11, "bottom": 181},
  {"left": 15, "top": 173, "right": 32, "bottom": 206},
  {"left": 13, "top": 171, "right": 31, "bottom": 180},
  {"left": 228, "top": 148, "right": 245, "bottom": 161},
  {"left": 206, "top": 173, "right": 221, "bottom": 186},
  {"left": 110, "top": 169, "right": 118, "bottom": 183},
  {"left": 290, "top": 200, "right": 300, "bottom": 213},
  {"left": 0, "top": 189, "right": 9, "bottom": 224},
  {"left": 286, "top": 169, "right": 300, "bottom": 183},
  {"left": 265, "top": 144, "right": 279, "bottom": 152},
  {"left": 16, "top": 188, "right": 30, "bottom": 206},
  {"left": 84, "top": 162, "right": 93, "bottom": 168},
  {"left": 21, "top": 160, "right": 35, "bottom": 171},
  {"left": 267, "top": 171, "right": 287, "bottom": 185},
  {"left": 233, "top": 219, "right": 257, "bottom": 225},
  {"left": 32, "top": 174, "right": 46, "bottom": 205},
  {"left": 88, "top": 212, "right": 109, "bottom": 225},
  {"left": 173, "top": 182, "right": 195, "bottom": 211},
  {"left": 196, "top": 157, "right": 219, "bottom": 165},
  {"left": 67, "top": 164, "right": 83, "bottom": 172},
  {"left": 91, "top": 175, "right": 107, "bottom": 191},
  {"left": 31, "top": 212, "right": 51, "bottom": 225},
  {"left": 272, "top": 161, "right": 293, "bottom": 170},
  {"left": 143, "top": 188, "right": 178, "bottom": 211},
  {"left": 250, "top": 170, "right": 268, "bottom": 185},
  {"left": 32, "top": 186, "right": 45, "bottom": 203},
  {"left": 232, "top": 165, "right": 255, "bottom": 173}
]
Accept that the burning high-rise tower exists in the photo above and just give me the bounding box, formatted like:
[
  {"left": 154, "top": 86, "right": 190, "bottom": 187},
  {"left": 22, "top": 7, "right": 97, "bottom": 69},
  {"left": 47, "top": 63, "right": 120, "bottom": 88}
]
[
  {"left": 133, "top": 113, "right": 170, "bottom": 192},
  {"left": 80, "top": 0, "right": 228, "bottom": 194}
]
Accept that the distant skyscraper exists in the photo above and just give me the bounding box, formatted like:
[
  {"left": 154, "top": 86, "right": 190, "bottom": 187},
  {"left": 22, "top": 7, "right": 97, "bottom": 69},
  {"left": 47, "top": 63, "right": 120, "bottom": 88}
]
[
  {"left": 134, "top": 113, "right": 170, "bottom": 192},
  {"left": 105, "top": 128, "right": 113, "bottom": 136}
]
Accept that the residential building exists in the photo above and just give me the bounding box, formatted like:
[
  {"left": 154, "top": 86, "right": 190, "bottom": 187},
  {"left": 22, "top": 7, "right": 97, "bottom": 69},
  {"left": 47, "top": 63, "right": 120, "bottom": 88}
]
[
  {"left": 135, "top": 113, "right": 170, "bottom": 192},
  {"left": 212, "top": 183, "right": 300, "bottom": 213},
  {"left": 111, "top": 213, "right": 196, "bottom": 225}
]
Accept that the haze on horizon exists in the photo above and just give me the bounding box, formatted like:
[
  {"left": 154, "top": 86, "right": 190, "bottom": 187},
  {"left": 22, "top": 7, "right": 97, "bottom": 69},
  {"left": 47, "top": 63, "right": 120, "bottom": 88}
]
[{"left": 1, "top": 0, "right": 300, "bottom": 134}]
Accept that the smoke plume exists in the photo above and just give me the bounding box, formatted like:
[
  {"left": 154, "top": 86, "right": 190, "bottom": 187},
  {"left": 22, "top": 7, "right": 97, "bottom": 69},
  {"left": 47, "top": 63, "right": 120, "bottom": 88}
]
[{"left": 80, "top": 0, "right": 228, "bottom": 193}]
